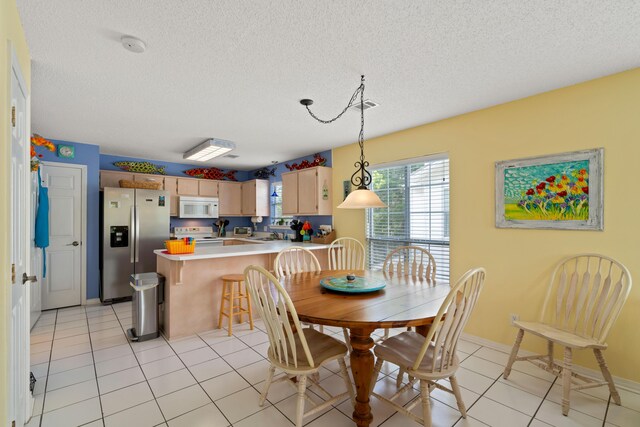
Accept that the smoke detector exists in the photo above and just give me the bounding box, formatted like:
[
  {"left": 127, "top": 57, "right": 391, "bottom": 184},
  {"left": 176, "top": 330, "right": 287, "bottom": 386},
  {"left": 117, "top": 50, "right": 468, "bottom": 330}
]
[
  {"left": 121, "top": 36, "right": 146, "bottom": 53},
  {"left": 349, "top": 99, "right": 379, "bottom": 112}
]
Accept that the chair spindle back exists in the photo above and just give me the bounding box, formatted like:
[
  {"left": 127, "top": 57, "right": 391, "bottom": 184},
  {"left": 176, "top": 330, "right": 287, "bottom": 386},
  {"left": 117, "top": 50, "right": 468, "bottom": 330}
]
[
  {"left": 413, "top": 268, "right": 486, "bottom": 373},
  {"left": 244, "top": 265, "right": 314, "bottom": 368},
  {"left": 382, "top": 246, "right": 436, "bottom": 283},
  {"left": 328, "top": 237, "right": 365, "bottom": 271},
  {"left": 540, "top": 254, "right": 632, "bottom": 343},
  {"left": 274, "top": 246, "right": 321, "bottom": 278}
]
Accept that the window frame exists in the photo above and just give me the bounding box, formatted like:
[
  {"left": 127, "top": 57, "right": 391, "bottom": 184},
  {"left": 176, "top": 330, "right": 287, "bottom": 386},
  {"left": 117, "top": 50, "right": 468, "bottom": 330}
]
[{"left": 365, "top": 155, "right": 450, "bottom": 280}]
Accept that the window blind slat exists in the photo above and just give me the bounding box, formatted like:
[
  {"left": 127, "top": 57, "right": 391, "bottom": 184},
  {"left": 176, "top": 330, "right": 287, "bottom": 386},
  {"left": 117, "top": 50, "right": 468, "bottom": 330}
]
[{"left": 366, "top": 158, "right": 450, "bottom": 281}]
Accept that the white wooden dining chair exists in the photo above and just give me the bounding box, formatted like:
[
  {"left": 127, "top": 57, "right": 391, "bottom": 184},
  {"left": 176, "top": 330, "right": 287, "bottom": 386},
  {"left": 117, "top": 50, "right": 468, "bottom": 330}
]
[
  {"left": 370, "top": 268, "right": 486, "bottom": 427},
  {"left": 503, "top": 254, "right": 632, "bottom": 416},
  {"left": 328, "top": 237, "right": 366, "bottom": 351},
  {"left": 274, "top": 246, "right": 323, "bottom": 332},
  {"left": 382, "top": 245, "right": 437, "bottom": 283},
  {"left": 328, "top": 237, "right": 365, "bottom": 271},
  {"left": 382, "top": 245, "right": 438, "bottom": 385},
  {"left": 274, "top": 246, "right": 321, "bottom": 278},
  {"left": 244, "top": 265, "right": 355, "bottom": 427}
]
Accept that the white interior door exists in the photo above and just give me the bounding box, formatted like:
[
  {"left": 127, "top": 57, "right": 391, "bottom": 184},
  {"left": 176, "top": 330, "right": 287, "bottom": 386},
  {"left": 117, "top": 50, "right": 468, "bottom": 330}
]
[
  {"left": 10, "top": 47, "right": 32, "bottom": 427},
  {"left": 30, "top": 171, "right": 42, "bottom": 328},
  {"left": 41, "top": 164, "right": 83, "bottom": 309}
]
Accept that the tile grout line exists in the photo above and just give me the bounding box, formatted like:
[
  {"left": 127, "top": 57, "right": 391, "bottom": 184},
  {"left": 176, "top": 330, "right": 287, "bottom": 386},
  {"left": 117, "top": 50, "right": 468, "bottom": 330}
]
[
  {"left": 113, "top": 303, "right": 169, "bottom": 426},
  {"left": 85, "top": 305, "right": 113, "bottom": 426},
  {"left": 37, "top": 308, "right": 103, "bottom": 424},
  {"left": 602, "top": 394, "right": 611, "bottom": 427},
  {"left": 35, "top": 309, "right": 58, "bottom": 427},
  {"left": 165, "top": 331, "right": 235, "bottom": 425},
  {"left": 527, "top": 375, "right": 558, "bottom": 426},
  {"left": 199, "top": 323, "right": 298, "bottom": 426}
]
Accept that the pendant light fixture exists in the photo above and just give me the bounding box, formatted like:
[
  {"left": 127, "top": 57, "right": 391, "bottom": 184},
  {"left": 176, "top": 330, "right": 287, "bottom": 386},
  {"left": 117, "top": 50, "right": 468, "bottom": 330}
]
[{"left": 300, "top": 75, "right": 386, "bottom": 209}]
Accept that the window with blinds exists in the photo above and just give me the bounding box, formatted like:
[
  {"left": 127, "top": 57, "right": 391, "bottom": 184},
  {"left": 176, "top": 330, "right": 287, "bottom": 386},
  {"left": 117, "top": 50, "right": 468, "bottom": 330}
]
[{"left": 366, "top": 156, "right": 450, "bottom": 281}]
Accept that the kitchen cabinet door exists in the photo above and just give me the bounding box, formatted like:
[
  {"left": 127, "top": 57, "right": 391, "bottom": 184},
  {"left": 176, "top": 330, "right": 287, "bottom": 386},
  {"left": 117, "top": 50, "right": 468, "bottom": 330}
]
[
  {"left": 297, "top": 168, "right": 318, "bottom": 214},
  {"left": 281, "top": 172, "right": 298, "bottom": 215},
  {"left": 164, "top": 176, "right": 179, "bottom": 216},
  {"left": 198, "top": 180, "right": 219, "bottom": 197},
  {"left": 218, "top": 182, "right": 242, "bottom": 216},
  {"left": 177, "top": 178, "right": 199, "bottom": 196},
  {"left": 241, "top": 180, "right": 270, "bottom": 216},
  {"left": 100, "top": 170, "right": 134, "bottom": 190},
  {"left": 241, "top": 181, "right": 256, "bottom": 216}
]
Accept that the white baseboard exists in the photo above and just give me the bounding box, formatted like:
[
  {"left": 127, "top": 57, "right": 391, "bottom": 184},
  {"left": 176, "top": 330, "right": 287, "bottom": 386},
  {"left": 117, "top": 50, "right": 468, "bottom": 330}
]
[
  {"left": 84, "top": 298, "right": 102, "bottom": 306},
  {"left": 461, "top": 332, "right": 640, "bottom": 394}
]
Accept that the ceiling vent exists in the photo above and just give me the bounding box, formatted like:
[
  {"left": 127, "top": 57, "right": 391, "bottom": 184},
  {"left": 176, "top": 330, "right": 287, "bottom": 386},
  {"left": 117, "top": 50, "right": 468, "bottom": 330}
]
[
  {"left": 224, "top": 154, "right": 239, "bottom": 159},
  {"left": 349, "top": 99, "right": 379, "bottom": 112}
]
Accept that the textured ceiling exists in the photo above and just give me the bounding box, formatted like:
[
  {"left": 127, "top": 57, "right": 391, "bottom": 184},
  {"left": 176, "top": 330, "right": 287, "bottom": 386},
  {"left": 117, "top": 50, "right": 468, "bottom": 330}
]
[{"left": 18, "top": 1, "right": 640, "bottom": 169}]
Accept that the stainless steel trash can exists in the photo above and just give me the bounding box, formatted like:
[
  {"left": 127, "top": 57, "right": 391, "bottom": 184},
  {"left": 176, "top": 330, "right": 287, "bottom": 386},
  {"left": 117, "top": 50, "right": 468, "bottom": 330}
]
[{"left": 127, "top": 272, "right": 164, "bottom": 342}]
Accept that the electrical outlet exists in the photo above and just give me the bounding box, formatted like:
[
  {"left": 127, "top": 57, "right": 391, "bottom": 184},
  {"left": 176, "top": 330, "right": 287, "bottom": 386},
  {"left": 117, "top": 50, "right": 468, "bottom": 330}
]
[{"left": 510, "top": 313, "right": 520, "bottom": 325}]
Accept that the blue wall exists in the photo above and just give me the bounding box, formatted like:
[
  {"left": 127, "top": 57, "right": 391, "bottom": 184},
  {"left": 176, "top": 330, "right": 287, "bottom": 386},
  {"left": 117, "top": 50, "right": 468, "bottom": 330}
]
[
  {"left": 34, "top": 140, "right": 334, "bottom": 299},
  {"left": 100, "top": 154, "right": 251, "bottom": 182},
  {"left": 36, "top": 140, "right": 101, "bottom": 299}
]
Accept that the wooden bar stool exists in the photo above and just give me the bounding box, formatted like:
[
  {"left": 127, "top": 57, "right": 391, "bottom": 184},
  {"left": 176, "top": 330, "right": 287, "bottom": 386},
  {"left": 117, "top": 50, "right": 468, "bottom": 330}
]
[{"left": 218, "top": 274, "right": 253, "bottom": 336}]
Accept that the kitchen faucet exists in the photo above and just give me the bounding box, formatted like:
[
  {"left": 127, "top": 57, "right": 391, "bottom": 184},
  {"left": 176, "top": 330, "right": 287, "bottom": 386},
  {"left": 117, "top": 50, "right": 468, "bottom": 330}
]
[{"left": 271, "top": 231, "right": 282, "bottom": 240}]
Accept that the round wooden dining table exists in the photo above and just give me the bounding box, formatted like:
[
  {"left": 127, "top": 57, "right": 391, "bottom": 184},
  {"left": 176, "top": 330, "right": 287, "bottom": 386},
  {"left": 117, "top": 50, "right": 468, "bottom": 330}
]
[{"left": 280, "top": 269, "right": 450, "bottom": 427}]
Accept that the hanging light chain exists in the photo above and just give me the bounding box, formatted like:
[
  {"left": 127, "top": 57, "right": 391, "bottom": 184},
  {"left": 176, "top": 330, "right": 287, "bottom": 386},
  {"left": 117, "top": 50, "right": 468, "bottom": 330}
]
[{"left": 303, "top": 75, "right": 371, "bottom": 189}]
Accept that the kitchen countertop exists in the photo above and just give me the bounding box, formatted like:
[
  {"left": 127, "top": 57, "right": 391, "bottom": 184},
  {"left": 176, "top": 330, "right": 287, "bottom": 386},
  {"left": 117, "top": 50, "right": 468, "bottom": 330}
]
[{"left": 154, "top": 239, "right": 331, "bottom": 261}]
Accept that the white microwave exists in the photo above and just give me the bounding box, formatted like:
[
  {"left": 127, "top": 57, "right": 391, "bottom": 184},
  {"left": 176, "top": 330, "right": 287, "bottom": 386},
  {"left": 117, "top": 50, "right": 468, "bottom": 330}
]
[{"left": 178, "top": 196, "right": 219, "bottom": 218}]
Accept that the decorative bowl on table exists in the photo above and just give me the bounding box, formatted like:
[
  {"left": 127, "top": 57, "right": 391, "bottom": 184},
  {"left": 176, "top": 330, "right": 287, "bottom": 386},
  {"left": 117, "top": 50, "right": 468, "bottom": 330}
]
[{"left": 320, "top": 275, "right": 386, "bottom": 293}]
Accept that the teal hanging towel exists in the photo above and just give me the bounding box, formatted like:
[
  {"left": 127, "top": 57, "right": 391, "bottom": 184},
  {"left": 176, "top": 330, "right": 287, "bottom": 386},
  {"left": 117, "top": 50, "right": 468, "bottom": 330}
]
[{"left": 34, "top": 168, "right": 49, "bottom": 277}]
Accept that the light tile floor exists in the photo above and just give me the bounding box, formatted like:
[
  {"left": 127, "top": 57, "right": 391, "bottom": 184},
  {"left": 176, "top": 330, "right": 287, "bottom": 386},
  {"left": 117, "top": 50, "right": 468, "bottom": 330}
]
[{"left": 27, "top": 303, "right": 640, "bottom": 427}]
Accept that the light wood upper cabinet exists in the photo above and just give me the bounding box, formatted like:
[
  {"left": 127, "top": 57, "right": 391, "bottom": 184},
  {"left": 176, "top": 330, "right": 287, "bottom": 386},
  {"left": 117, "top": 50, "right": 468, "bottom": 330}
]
[
  {"left": 218, "top": 181, "right": 243, "bottom": 216},
  {"left": 163, "top": 176, "right": 179, "bottom": 216},
  {"left": 198, "top": 180, "right": 219, "bottom": 197},
  {"left": 297, "top": 169, "right": 318, "bottom": 214},
  {"left": 241, "top": 180, "right": 270, "bottom": 217},
  {"left": 177, "top": 178, "right": 199, "bottom": 196},
  {"left": 99, "top": 170, "right": 134, "bottom": 189},
  {"left": 100, "top": 169, "right": 274, "bottom": 218},
  {"left": 281, "top": 167, "right": 332, "bottom": 215},
  {"left": 281, "top": 172, "right": 298, "bottom": 216}
]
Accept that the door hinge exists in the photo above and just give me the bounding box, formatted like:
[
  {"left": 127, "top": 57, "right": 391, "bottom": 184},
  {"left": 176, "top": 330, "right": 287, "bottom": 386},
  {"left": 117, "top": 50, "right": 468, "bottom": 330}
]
[
  {"left": 11, "top": 106, "right": 16, "bottom": 128},
  {"left": 11, "top": 263, "right": 16, "bottom": 284}
]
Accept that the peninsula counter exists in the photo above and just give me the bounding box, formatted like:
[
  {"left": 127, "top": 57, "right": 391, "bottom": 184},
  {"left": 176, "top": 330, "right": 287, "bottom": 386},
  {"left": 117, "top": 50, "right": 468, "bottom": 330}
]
[{"left": 154, "top": 240, "right": 330, "bottom": 339}]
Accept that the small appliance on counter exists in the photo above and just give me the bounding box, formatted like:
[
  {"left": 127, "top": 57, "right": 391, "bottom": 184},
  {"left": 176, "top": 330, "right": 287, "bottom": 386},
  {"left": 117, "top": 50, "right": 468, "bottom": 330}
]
[
  {"left": 233, "top": 226, "right": 252, "bottom": 238},
  {"left": 173, "top": 226, "right": 223, "bottom": 248}
]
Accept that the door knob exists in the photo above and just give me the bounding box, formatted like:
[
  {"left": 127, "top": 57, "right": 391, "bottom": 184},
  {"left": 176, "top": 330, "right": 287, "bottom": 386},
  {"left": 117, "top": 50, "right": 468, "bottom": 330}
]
[
  {"left": 67, "top": 241, "right": 80, "bottom": 246},
  {"left": 22, "top": 272, "right": 37, "bottom": 285}
]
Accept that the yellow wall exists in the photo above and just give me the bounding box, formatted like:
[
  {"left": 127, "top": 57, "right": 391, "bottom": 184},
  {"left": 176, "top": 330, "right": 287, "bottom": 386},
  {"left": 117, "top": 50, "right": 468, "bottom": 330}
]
[
  {"left": 333, "top": 68, "right": 640, "bottom": 382},
  {"left": 1, "top": 0, "right": 31, "bottom": 422}
]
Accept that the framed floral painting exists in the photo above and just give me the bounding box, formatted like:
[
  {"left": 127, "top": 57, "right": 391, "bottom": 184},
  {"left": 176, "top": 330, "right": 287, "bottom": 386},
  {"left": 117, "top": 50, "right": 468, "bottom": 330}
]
[{"left": 495, "top": 149, "right": 603, "bottom": 230}]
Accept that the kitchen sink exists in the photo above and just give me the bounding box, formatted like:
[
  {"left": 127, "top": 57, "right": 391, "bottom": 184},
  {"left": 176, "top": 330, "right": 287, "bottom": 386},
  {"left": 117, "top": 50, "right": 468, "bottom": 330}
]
[{"left": 254, "top": 237, "right": 277, "bottom": 241}]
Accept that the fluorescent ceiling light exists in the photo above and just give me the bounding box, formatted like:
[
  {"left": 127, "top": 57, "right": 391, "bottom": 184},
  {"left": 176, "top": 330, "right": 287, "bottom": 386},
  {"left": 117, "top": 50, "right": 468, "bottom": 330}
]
[{"left": 183, "top": 138, "right": 236, "bottom": 161}]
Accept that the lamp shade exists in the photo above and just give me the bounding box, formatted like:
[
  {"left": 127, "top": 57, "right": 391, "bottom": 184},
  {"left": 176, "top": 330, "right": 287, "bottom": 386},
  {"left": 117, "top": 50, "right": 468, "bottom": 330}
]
[{"left": 337, "top": 188, "right": 387, "bottom": 209}]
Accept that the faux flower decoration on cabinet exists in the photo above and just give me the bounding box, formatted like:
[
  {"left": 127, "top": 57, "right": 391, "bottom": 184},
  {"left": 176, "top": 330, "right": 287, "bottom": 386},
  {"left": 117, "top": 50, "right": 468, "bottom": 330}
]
[{"left": 30, "top": 134, "right": 56, "bottom": 171}]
